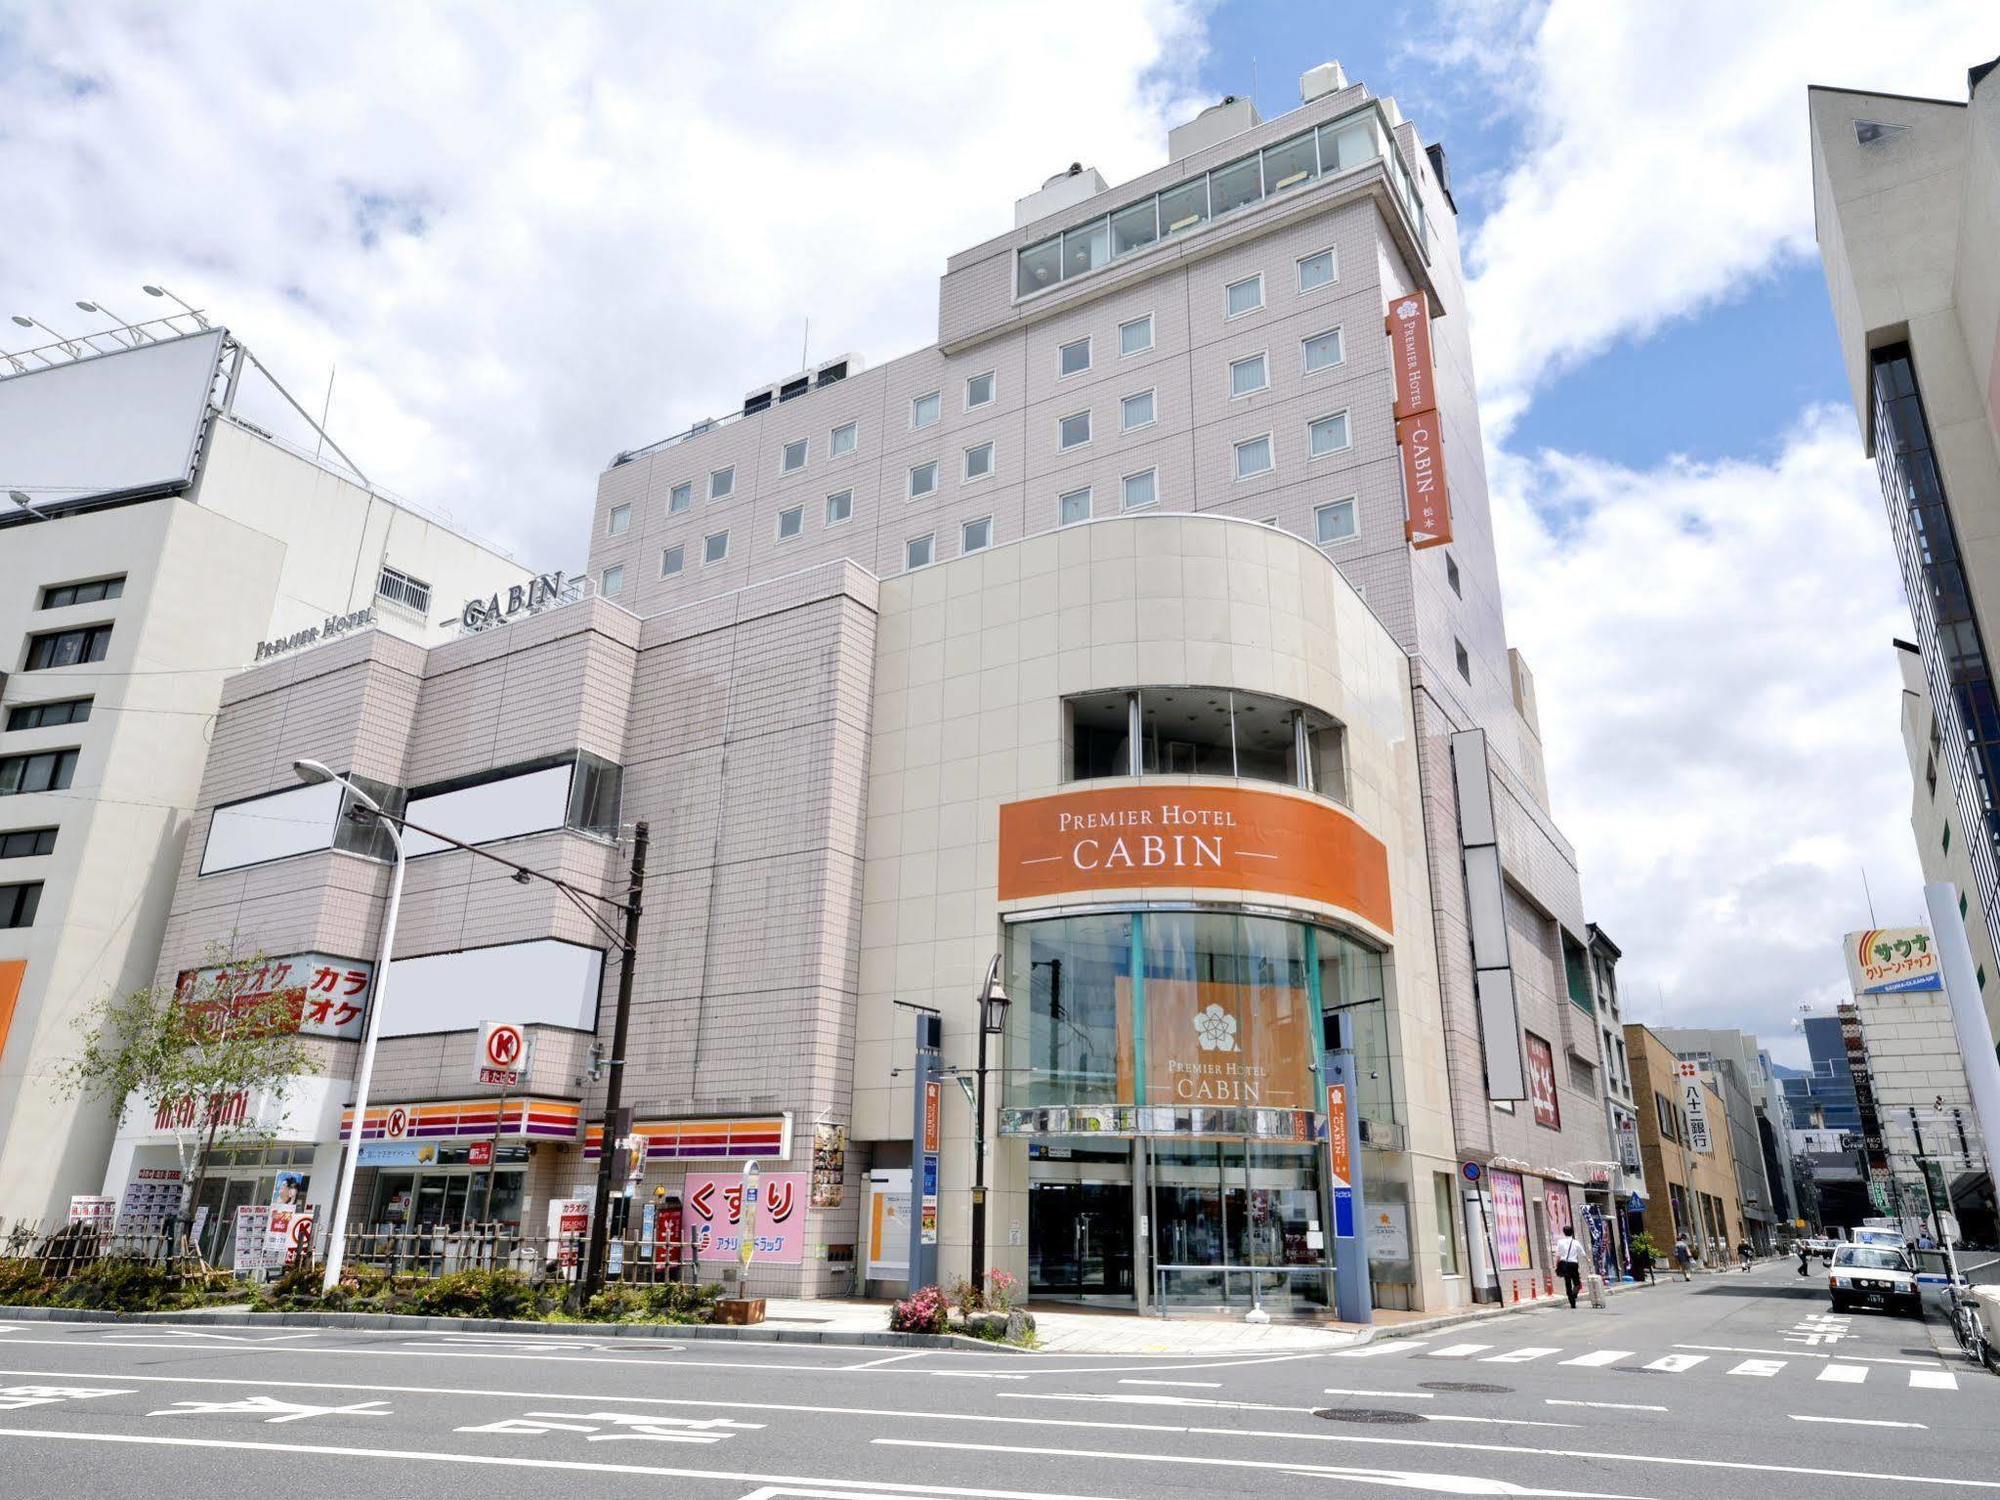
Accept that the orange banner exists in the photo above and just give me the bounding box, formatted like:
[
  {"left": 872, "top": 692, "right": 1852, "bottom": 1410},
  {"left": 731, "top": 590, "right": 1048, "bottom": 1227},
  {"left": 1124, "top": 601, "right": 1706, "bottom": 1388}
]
[
  {"left": 1145, "top": 978, "right": 1313, "bottom": 1110},
  {"left": 1397, "top": 410, "right": 1452, "bottom": 549},
  {"left": 1327, "top": 1083, "right": 1351, "bottom": 1189},
  {"left": 0, "top": 960, "right": 23, "bottom": 1071},
  {"left": 998, "top": 784, "right": 1392, "bottom": 933},
  {"left": 1385, "top": 294, "right": 1437, "bottom": 420}
]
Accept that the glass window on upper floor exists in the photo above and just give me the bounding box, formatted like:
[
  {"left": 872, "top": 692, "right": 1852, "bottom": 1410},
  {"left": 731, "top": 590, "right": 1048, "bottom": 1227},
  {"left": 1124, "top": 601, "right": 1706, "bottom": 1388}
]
[
  {"left": 909, "top": 460, "right": 940, "bottom": 499},
  {"left": 25, "top": 625, "right": 110, "bottom": 671},
  {"left": 0, "top": 827, "right": 56, "bottom": 858},
  {"left": 1209, "top": 155, "right": 1262, "bottom": 216},
  {"left": 1234, "top": 434, "right": 1273, "bottom": 479},
  {"left": 1158, "top": 176, "right": 1209, "bottom": 238},
  {"left": 1121, "top": 390, "right": 1156, "bottom": 431},
  {"left": 1064, "top": 687, "right": 1346, "bottom": 801},
  {"left": 669, "top": 481, "right": 693, "bottom": 514},
  {"left": 1121, "top": 469, "right": 1157, "bottom": 510},
  {"left": 1263, "top": 131, "right": 1318, "bottom": 194},
  {"left": 0, "top": 747, "right": 80, "bottom": 796},
  {"left": 6, "top": 697, "right": 91, "bottom": 731},
  {"left": 1059, "top": 486, "right": 1092, "bottom": 526},
  {"left": 826, "top": 489, "right": 853, "bottom": 525},
  {"left": 830, "top": 421, "right": 858, "bottom": 458},
  {"left": 41, "top": 576, "right": 124, "bottom": 610},
  {"left": 1308, "top": 411, "right": 1350, "bottom": 458},
  {"left": 1119, "top": 315, "right": 1153, "bottom": 357},
  {"left": 912, "top": 392, "right": 941, "bottom": 429},
  {"left": 1064, "top": 217, "right": 1109, "bottom": 279},
  {"left": 781, "top": 438, "right": 808, "bottom": 474},
  {"left": 776, "top": 505, "right": 804, "bottom": 540},
  {"left": 607, "top": 504, "right": 631, "bottom": 536},
  {"left": 1226, "top": 274, "right": 1263, "bottom": 319},
  {"left": 1059, "top": 337, "right": 1091, "bottom": 377},
  {"left": 0, "top": 881, "right": 41, "bottom": 930},
  {"left": 1111, "top": 198, "right": 1157, "bottom": 257},
  {"left": 376, "top": 566, "right": 431, "bottom": 613},
  {"left": 963, "top": 516, "right": 992, "bottom": 553},
  {"left": 601, "top": 563, "right": 624, "bottom": 598},
  {"left": 906, "top": 533, "right": 935, "bottom": 571},
  {"left": 1229, "top": 352, "right": 1268, "bottom": 398},
  {"left": 1059, "top": 410, "right": 1091, "bottom": 449},
  {"left": 704, "top": 530, "right": 729, "bottom": 565},
  {"left": 1298, "top": 248, "right": 1337, "bottom": 292},
  {"left": 1303, "top": 327, "right": 1343, "bottom": 372},
  {"left": 709, "top": 466, "right": 735, "bottom": 500},
  {"left": 964, "top": 441, "right": 994, "bottom": 482},
  {"left": 965, "top": 371, "right": 995, "bottom": 409},
  {"left": 661, "top": 544, "right": 685, "bottom": 576},
  {"left": 1315, "top": 498, "right": 1356, "bottom": 545}
]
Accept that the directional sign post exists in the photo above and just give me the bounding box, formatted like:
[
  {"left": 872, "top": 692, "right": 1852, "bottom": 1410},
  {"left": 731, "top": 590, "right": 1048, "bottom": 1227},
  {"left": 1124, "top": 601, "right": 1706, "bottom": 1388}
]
[
  {"left": 907, "top": 1012, "right": 941, "bottom": 1292},
  {"left": 1325, "top": 1050, "right": 1370, "bottom": 1325}
]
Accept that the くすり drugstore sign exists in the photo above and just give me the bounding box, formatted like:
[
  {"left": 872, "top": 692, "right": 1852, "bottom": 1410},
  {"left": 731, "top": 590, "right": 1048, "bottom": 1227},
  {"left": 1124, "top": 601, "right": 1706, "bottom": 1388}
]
[{"left": 997, "top": 785, "right": 1392, "bottom": 933}]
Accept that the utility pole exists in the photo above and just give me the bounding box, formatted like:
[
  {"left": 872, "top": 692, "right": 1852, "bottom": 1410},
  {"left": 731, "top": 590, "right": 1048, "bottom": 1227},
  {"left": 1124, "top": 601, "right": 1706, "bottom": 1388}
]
[{"left": 583, "top": 821, "right": 649, "bottom": 1302}]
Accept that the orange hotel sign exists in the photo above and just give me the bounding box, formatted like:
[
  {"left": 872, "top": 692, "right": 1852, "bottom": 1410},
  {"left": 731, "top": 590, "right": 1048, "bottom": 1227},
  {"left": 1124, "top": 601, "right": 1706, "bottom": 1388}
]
[
  {"left": 997, "top": 784, "right": 1392, "bottom": 935},
  {"left": 1386, "top": 292, "right": 1452, "bottom": 550}
]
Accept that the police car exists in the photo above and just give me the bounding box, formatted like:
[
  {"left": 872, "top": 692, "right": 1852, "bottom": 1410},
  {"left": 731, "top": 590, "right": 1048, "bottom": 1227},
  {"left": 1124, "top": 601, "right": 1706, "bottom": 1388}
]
[{"left": 1828, "top": 1243, "right": 1923, "bottom": 1317}]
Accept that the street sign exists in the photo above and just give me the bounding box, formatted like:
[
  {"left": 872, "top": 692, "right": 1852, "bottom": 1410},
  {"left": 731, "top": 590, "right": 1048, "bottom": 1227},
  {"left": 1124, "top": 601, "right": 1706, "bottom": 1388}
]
[
  {"left": 923, "top": 1080, "right": 942, "bottom": 1154},
  {"left": 478, "top": 1020, "right": 525, "bottom": 1087},
  {"left": 1461, "top": 1161, "right": 1482, "bottom": 1182},
  {"left": 1677, "top": 1060, "right": 1713, "bottom": 1153},
  {"left": 1326, "top": 1085, "right": 1351, "bottom": 1189},
  {"left": 468, "top": 1141, "right": 493, "bottom": 1167}
]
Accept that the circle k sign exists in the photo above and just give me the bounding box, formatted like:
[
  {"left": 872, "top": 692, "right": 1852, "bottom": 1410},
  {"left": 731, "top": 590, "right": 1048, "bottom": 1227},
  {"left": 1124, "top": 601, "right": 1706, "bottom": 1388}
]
[{"left": 485, "top": 1023, "right": 524, "bottom": 1070}]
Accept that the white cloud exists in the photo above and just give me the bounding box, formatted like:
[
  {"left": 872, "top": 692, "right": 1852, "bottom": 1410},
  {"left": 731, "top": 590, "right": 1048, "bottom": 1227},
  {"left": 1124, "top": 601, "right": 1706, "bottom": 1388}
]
[
  {"left": 0, "top": 1, "right": 1207, "bottom": 567},
  {"left": 1454, "top": 0, "right": 1993, "bottom": 434}
]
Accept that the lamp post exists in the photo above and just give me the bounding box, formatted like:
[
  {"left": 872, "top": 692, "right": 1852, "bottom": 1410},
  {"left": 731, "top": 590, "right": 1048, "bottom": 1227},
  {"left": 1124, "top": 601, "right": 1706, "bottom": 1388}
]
[
  {"left": 8, "top": 491, "right": 53, "bottom": 522},
  {"left": 970, "top": 954, "right": 1010, "bottom": 1290},
  {"left": 9, "top": 313, "right": 81, "bottom": 357},
  {"left": 141, "top": 283, "right": 210, "bottom": 329},
  {"left": 294, "top": 759, "right": 405, "bottom": 1295},
  {"left": 76, "top": 299, "right": 147, "bottom": 345}
]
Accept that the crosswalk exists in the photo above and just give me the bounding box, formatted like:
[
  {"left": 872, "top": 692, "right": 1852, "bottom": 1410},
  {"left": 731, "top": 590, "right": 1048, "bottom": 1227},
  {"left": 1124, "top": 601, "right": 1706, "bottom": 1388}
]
[{"left": 1331, "top": 1338, "right": 1961, "bottom": 1390}]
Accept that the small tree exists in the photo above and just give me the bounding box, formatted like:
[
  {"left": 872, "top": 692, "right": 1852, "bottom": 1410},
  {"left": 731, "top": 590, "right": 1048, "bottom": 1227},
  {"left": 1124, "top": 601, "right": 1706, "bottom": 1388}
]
[{"left": 59, "top": 947, "right": 323, "bottom": 1258}]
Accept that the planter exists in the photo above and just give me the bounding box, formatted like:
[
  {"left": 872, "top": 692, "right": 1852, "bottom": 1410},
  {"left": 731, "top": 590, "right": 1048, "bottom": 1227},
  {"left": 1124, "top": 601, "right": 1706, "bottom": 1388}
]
[{"left": 715, "top": 1297, "right": 766, "bottom": 1325}]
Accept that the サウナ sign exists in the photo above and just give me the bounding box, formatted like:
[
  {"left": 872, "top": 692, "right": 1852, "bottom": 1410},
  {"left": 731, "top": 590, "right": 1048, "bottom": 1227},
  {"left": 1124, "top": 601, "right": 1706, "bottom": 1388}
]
[
  {"left": 1843, "top": 927, "right": 1943, "bottom": 996},
  {"left": 997, "top": 785, "right": 1392, "bottom": 933}
]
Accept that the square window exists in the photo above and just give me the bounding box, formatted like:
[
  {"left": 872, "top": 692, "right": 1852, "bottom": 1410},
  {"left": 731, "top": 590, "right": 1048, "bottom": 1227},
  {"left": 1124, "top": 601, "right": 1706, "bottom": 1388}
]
[
  {"left": 669, "top": 482, "right": 693, "bottom": 514},
  {"left": 1315, "top": 498, "right": 1357, "bottom": 544},
  {"left": 963, "top": 517, "right": 993, "bottom": 553},
  {"left": 782, "top": 438, "right": 808, "bottom": 473},
  {"left": 1122, "top": 469, "right": 1157, "bottom": 510},
  {"left": 1111, "top": 199, "right": 1158, "bottom": 256},
  {"left": 1233, "top": 434, "right": 1273, "bottom": 479},
  {"left": 1059, "top": 487, "right": 1092, "bottom": 526},
  {"left": 1455, "top": 638, "right": 1471, "bottom": 681},
  {"left": 1059, "top": 337, "right": 1091, "bottom": 377},
  {"left": 1225, "top": 274, "right": 1263, "bottom": 318},
  {"left": 909, "top": 461, "right": 939, "bottom": 498},
  {"left": 965, "top": 371, "right": 995, "bottom": 409},
  {"left": 906, "top": 533, "right": 935, "bottom": 570},
  {"left": 660, "top": 544, "right": 685, "bottom": 576},
  {"left": 601, "top": 563, "right": 625, "bottom": 597},
  {"left": 1059, "top": 411, "right": 1092, "bottom": 449},
  {"left": 607, "top": 503, "right": 631, "bottom": 536},
  {"left": 1303, "top": 327, "right": 1343, "bottom": 371},
  {"left": 1308, "top": 411, "right": 1350, "bottom": 457},
  {"left": 704, "top": 530, "right": 729, "bottom": 565},
  {"left": 964, "top": 441, "right": 994, "bottom": 481},
  {"left": 830, "top": 421, "right": 858, "bottom": 457},
  {"left": 911, "top": 391, "right": 941, "bottom": 429},
  {"left": 1446, "top": 552, "right": 1461, "bottom": 596},
  {"left": 709, "top": 466, "right": 735, "bottom": 500},
  {"left": 1297, "top": 248, "right": 1336, "bottom": 292},
  {"left": 826, "top": 489, "right": 854, "bottom": 525},
  {"left": 1121, "top": 390, "right": 1156, "bottom": 431},
  {"left": 777, "top": 505, "right": 804, "bottom": 539},
  {"left": 1119, "top": 315, "right": 1153, "bottom": 357},
  {"left": 1229, "top": 353, "right": 1268, "bottom": 397}
]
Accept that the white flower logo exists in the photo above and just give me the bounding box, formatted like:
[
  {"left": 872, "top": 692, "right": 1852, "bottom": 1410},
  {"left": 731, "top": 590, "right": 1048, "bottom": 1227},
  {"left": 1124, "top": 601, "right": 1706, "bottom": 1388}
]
[
  {"left": 1395, "top": 297, "right": 1421, "bottom": 320},
  {"left": 1193, "top": 1003, "right": 1238, "bottom": 1053}
]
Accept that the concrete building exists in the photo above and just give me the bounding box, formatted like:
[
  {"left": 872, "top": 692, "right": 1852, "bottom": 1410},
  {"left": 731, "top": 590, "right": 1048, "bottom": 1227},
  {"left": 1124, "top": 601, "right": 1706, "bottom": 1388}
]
[
  {"left": 1782, "top": 1015, "right": 1872, "bottom": 1230},
  {"left": 104, "top": 61, "right": 1608, "bottom": 1317},
  {"left": 0, "top": 326, "right": 532, "bottom": 1226},
  {"left": 1811, "top": 58, "right": 2000, "bottom": 1042},
  {"left": 1625, "top": 1024, "right": 1747, "bottom": 1262},
  {"left": 1655, "top": 1028, "right": 1781, "bottom": 1252},
  {"left": 1585, "top": 926, "right": 1646, "bottom": 1274}
]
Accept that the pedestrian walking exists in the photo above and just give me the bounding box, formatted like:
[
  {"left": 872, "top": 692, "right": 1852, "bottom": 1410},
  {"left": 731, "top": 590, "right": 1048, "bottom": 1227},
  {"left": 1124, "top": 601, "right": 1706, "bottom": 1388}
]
[
  {"left": 1796, "top": 1241, "right": 1811, "bottom": 1277},
  {"left": 1673, "top": 1235, "right": 1694, "bottom": 1280},
  {"left": 1737, "top": 1238, "right": 1752, "bottom": 1272},
  {"left": 1553, "top": 1224, "right": 1586, "bottom": 1308}
]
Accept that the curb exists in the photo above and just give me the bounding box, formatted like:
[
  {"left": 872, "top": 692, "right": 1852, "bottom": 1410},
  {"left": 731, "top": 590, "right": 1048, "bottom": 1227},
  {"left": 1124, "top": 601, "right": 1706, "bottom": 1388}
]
[
  {"left": 1365, "top": 1277, "right": 1661, "bottom": 1342},
  {"left": 0, "top": 1303, "right": 1020, "bottom": 1354}
]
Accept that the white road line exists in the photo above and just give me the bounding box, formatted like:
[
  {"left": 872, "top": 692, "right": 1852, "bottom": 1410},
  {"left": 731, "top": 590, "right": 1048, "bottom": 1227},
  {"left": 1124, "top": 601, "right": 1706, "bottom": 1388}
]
[
  {"left": 1727, "top": 1360, "right": 1785, "bottom": 1378},
  {"left": 845, "top": 1354, "right": 929, "bottom": 1369},
  {"left": 1546, "top": 1400, "right": 1666, "bottom": 1412},
  {"left": 1482, "top": 1347, "right": 1560, "bottom": 1364},
  {"left": 876, "top": 1435, "right": 2000, "bottom": 1490},
  {"left": 1558, "top": 1350, "right": 1630, "bottom": 1367},
  {"left": 1323, "top": 1388, "right": 1434, "bottom": 1399},
  {"left": 1426, "top": 1343, "right": 1492, "bottom": 1358},
  {"left": 1817, "top": 1365, "right": 1868, "bottom": 1384},
  {"left": 1326, "top": 1340, "right": 1429, "bottom": 1358},
  {"left": 932, "top": 1372, "right": 1028, "bottom": 1380},
  {"left": 1642, "top": 1354, "right": 1706, "bottom": 1373},
  {"left": 1911, "top": 1369, "right": 1959, "bottom": 1390},
  {"left": 1790, "top": 1414, "right": 1927, "bottom": 1429},
  {"left": 1673, "top": 1343, "right": 1930, "bottom": 1366},
  {"left": 1118, "top": 1379, "right": 1219, "bottom": 1388}
]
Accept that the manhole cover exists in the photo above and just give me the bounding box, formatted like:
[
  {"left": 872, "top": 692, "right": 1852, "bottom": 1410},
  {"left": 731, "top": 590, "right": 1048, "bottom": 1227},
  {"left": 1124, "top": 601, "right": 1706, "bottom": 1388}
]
[
  {"left": 1418, "top": 1380, "right": 1512, "bottom": 1394},
  {"left": 1313, "top": 1408, "right": 1428, "bottom": 1425}
]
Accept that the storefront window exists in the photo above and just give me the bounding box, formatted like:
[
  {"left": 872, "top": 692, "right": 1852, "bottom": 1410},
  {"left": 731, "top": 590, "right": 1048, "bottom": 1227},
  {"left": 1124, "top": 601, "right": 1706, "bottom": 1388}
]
[
  {"left": 1004, "top": 913, "right": 1132, "bottom": 1108},
  {"left": 1140, "top": 912, "right": 1314, "bottom": 1112}
]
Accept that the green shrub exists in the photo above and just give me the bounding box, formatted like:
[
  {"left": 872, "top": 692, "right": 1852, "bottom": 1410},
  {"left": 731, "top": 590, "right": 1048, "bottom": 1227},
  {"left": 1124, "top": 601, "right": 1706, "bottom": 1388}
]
[
  {"left": 0, "top": 1257, "right": 54, "bottom": 1306},
  {"left": 402, "top": 1268, "right": 542, "bottom": 1320},
  {"left": 646, "top": 1280, "right": 722, "bottom": 1323},
  {"left": 48, "top": 1256, "right": 197, "bottom": 1313}
]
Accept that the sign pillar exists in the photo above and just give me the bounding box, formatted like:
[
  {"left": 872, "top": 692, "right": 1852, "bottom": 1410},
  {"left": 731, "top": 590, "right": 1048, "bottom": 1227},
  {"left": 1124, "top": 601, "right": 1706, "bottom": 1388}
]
[
  {"left": 908, "top": 1013, "right": 942, "bottom": 1291},
  {"left": 1325, "top": 1050, "right": 1371, "bottom": 1325}
]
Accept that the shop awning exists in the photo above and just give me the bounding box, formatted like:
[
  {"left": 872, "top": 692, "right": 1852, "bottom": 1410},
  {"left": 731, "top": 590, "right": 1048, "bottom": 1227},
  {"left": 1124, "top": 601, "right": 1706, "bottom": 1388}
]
[
  {"left": 582, "top": 1113, "right": 792, "bottom": 1162},
  {"left": 340, "top": 1096, "right": 581, "bottom": 1143}
]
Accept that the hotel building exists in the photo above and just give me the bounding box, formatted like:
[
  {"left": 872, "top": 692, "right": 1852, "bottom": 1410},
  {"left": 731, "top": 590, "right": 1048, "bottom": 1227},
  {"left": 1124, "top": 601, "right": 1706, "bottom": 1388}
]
[{"left": 115, "top": 60, "right": 1610, "bottom": 1314}]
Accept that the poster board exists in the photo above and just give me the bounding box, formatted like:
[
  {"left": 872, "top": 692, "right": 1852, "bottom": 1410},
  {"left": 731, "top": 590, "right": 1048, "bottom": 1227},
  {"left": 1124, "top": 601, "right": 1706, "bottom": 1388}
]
[{"left": 865, "top": 1168, "right": 912, "bottom": 1281}]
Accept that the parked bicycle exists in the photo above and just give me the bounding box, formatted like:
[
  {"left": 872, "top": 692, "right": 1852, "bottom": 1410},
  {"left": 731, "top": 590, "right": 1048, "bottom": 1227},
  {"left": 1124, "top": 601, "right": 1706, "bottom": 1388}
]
[{"left": 1950, "top": 1283, "right": 2000, "bottom": 1375}]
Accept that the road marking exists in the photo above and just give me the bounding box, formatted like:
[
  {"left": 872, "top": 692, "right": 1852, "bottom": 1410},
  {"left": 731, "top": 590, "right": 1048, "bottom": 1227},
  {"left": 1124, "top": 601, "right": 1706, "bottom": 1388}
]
[
  {"left": 1117, "top": 1379, "right": 1219, "bottom": 1388},
  {"left": 877, "top": 1435, "right": 2000, "bottom": 1490},
  {"left": 1790, "top": 1414, "right": 1926, "bottom": 1429},
  {"left": 1559, "top": 1350, "right": 1629, "bottom": 1367},
  {"left": 1546, "top": 1400, "right": 1666, "bottom": 1412},
  {"left": 1426, "top": 1343, "right": 1491, "bottom": 1358},
  {"left": 1482, "top": 1347, "right": 1560, "bottom": 1364},
  {"left": 1727, "top": 1360, "right": 1785, "bottom": 1378},
  {"left": 1673, "top": 1344, "right": 1931, "bottom": 1366},
  {"left": 1322, "top": 1387, "right": 1434, "bottom": 1399},
  {"left": 931, "top": 1372, "right": 1028, "bottom": 1381},
  {"left": 1817, "top": 1365, "right": 1868, "bottom": 1384},
  {"left": 844, "top": 1354, "right": 929, "bottom": 1370},
  {"left": 1642, "top": 1355, "right": 1706, "bottom": 1373},
  {"left": 1911, "top": 1370, "right": 1958, "bottom": 1390},
  {"left": 1326, "top": 1339, "right": 1429, "bottom": 1358}
]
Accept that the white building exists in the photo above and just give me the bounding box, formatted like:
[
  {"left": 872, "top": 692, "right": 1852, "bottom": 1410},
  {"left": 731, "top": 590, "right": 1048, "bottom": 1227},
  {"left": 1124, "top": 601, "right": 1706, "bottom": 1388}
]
[{"left": 0, "top": 323, "right": 534, "bottom": 1225}]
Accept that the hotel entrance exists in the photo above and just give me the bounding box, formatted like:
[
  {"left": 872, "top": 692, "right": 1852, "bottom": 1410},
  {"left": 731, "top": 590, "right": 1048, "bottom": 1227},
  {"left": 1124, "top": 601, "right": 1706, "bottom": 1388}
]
[{"left": 1027, "top": 1179, "right": 1135, "bottom": 1301}]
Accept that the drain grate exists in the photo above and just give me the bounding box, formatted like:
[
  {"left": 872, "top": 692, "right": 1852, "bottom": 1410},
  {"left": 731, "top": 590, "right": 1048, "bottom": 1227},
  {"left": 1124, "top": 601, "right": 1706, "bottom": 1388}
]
[
  {"left": 1418, "top": 1380, "right": 1511, "bottom": 1394},
  {"left": 1313, "top": 1407, "right": 1428, "bottom": 1425}
]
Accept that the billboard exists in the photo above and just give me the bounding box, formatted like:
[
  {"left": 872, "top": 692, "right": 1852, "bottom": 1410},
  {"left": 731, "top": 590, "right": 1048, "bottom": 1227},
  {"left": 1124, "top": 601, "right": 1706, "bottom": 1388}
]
[
  {"left": 1843, "top": 927, "right": 1942, "bottom": 995},
  {"left": 1678, "top": 1060, "right": 1713, "bottom": 1154},
  {"left": 684, "top": 1171, "right": 808, "bottom": 1265},
  {"left": 0, "top": 330, "right": 224, "bottom": 514}
]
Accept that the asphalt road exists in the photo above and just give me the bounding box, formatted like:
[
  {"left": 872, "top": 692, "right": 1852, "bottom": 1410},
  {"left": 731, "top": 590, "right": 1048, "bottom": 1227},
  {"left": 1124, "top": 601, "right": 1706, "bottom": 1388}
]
[{"left": 0, "top": 1263, "right": 1990, "bottom": 1499}]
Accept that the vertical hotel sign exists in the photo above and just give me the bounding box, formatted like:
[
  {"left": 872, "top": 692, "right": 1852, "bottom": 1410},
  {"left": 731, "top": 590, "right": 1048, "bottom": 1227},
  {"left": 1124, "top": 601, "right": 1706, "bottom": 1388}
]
[{"left": 1387, "top": 294, "right": 1451, "bottom": 549}]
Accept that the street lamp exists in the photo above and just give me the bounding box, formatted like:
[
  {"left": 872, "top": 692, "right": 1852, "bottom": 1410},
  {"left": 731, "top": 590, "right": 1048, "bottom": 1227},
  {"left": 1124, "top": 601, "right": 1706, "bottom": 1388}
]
[
  {"left": 141, "top": 283, "right": 210, "bottom": 329},
  {"left": 8, "top": 490, "right": 52, "bottom": 521},
  {"left": 76, "top": 299, "right": 147, "bottom": 345},
  {"left": 10, "top": 313, "right": 81, "bottom": 358},
  {"left": 294, "top": 758, "right": 406, "bottom": 1294},
  {"left": 970, "top": 953, "right": 1010, "bottom": 1289}
]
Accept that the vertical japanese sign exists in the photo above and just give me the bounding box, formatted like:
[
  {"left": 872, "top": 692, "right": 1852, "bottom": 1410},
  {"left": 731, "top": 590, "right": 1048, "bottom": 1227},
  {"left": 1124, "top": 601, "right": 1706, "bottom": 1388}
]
[
  {"left": 1525, "top": 1033, "right": 1561, "bottom": 1128},
  {"left": 921, "top": 1079, "right": 941, "bottom": 1248},
  {"left": 1677, "top": 1060, "right": 1713, "bottom": 1154},
  {"left": 1385, "top": 293, "right": 1452, "bottom": 549},
  {"left": 1326, "top": 1082, "right": 1353, "bottom": 1237}
]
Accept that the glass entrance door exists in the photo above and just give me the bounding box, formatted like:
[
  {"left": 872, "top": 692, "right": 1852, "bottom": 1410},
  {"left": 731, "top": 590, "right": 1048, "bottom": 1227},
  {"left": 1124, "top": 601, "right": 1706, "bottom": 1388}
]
[
  {"left": 1150, "top": 1141, "right": 1329, "bottom": 1315},
  {"left": 1028, "top": 1181, "right": 1134, "bottom": 1301}
]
